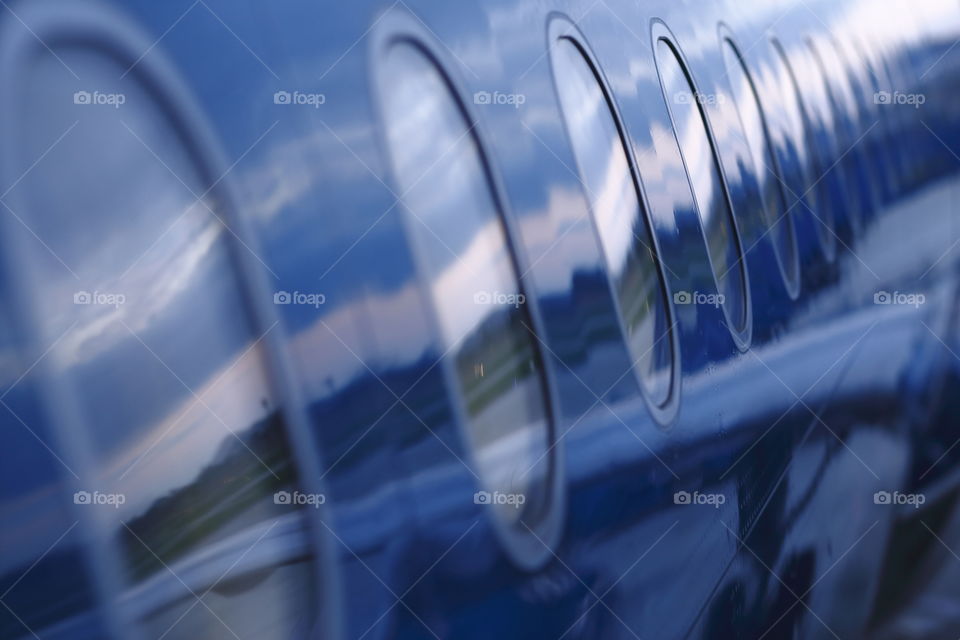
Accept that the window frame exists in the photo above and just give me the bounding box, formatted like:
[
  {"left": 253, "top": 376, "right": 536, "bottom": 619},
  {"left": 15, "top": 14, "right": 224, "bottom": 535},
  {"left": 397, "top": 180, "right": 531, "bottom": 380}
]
[
  {"left": 718, "top": 24, "right": 804, "bottom": 296},
  {"left": 370, "top": 8, "right": 566, "bottom": 571},
  {"left": 652, "top": 19, "right": 753, "bottom": 351},
  {"left": 546, "top": 13, "right": 682, "bottom": 427},
  {"left": 0, "top": 3, "right": 343, "bottom": 638}
]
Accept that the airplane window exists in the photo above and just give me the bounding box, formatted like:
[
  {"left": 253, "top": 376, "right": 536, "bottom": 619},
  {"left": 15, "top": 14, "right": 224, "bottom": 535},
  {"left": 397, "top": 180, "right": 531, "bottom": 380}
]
[
  {"left": 12, "top": 49, "right": 319, "bottom": 640},
  {"left": 790, "top": 38, "right": 853, "bottom": 258},
  {"left": 656, "top": 38, "right": 748, "bottom": 336},
  {"left": 770, "top": 37, "right": 835, "bottom": 260},
  {"left": 550, "top": 36, "right": 674, "bottom": 407},
  {"left": 380, "top": 42, "right": 554, "bottom": 530},
  {"left": 721, "top": 37, "right": 801, "bottom": 291},
  {"left": 807, "top": 36, "right": 870, "bottom": 234}
]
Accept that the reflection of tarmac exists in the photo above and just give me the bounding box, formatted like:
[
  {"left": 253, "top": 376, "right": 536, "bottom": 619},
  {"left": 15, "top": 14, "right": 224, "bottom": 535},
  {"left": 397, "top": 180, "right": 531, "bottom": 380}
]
[
  {"left": 464, "top": 350, "right": 538, "bottom": 438},
  {"left": 122, "top": 510, "right": 311, "bottom": 621}
]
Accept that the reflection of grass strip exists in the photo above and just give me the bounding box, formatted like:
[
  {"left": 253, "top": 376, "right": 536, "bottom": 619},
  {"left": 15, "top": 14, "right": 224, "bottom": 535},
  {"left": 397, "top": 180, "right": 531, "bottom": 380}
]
[
  {"left": 458, "top": 346, "right": 536, "bottom": 419},
  {"left": 618, "top": 266, "right": 659, "bottom": 332},
  {"left": 455, "top": 311, "right": 539, "bottom": 419},
  {"left": 121, "top": 413, "right": 295, "bottom": 582}
]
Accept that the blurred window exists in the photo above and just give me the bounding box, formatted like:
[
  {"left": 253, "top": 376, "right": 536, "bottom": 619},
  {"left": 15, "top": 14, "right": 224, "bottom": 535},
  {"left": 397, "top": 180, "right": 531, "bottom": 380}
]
[
  {"left": 656, "top": 38, "right": 749, "bottom": 335},
  {"left": 13, "top": 48, "right": 319, "bottom": 640},
  {"left": 380, "top": 42, "right": 554, "bottom": 529},
  {"left": 721, "top": 37, "right": 801, "bottom": 285},
  {"left": 550, "top": 36, "right": 674, "bottom": 406},
  {"left": 770, "top": 37, "right": 835, "bottom": 258}
]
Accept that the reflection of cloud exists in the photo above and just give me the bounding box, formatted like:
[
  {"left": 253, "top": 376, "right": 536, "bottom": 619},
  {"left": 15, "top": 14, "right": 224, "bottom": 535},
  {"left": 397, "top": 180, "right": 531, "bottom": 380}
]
[
  {"left": 591, "top": 136, "right": 643, "bottom": 276},
  {"left": 52, "top": 208, "right": 222, "bottom": 371},
  {"left": 239, "top": 124, "right": 377, "bottom": 225},
  {"left": 429, "top": 217, "right": 515, "bottom": 345},
  {"left": 669, "top": 76, "right": 718, "bottom": 226},
  {"left": 639, "top": 122, "right": 693, "bottom": 212},
  {"left": 837, "top": 0, "right": 955, "bottom": 46},
  {"left": 516, "top": 185, "right": 601, "bottom": 293}
]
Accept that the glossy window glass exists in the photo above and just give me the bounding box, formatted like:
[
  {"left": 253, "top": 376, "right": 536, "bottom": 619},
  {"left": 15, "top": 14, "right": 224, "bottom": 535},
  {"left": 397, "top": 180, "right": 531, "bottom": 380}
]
[
  {"left": 656, "top": 39, "right": 748, "bottom": 334},
  {"left": 15, "top": 49, "right": 318, "bottom": 640},
  {"left": 380, "top": 42, "right": 552, "bottom": 526},
  {"left": 794, "top": 38, "right": 852, "bottom": 257},
  {"left": 721, "top": 38, "right": 800, "bottom": 289},
  {"left": 550, "top": 37, "right": 673, "bottom": 407},
  {"left": 808, "top": 37, "right": 870, "bottom": 232},
  {"left": 770, "top": 38, "right": 834, "bottom": 258},
  {"left": 828, "top": 38, "right": 881, "bottom": 221}
]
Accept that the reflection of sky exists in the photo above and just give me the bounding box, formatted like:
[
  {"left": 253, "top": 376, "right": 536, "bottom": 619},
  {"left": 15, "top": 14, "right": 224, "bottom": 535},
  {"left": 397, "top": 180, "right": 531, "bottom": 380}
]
[
  {"left": 792, "top": 43, "right": 836, "bottom": 133},
  {"left": 552, "top": 38, "right": 671, "bottom": 404},
  {"left": 15, "top": 51, "right": 276, "bottom": 518},
  {"left": 552, "top": 42, "right": 635, "bottom": 276},
  {"left": 378, "top": 41, "right": 551, "bottom": 514},
  {"left": 771, "top": 40, "right": 813, "bottom": 175},
  {"left": 658, "top": 42, "right": 717, "bottom": 229},
  {"left": 657, "top": 40, "right": 743, "bottom": 328},
  {"left": 380, "top": 42, "right": 520, "bottom": 349},
  {"left": 723, "top": 41, "right": 774, "bottom": 199},
  {"left": 808, "top": 35, "right": 859, "bottom": 140},
  {"left": 721, "top": 38, "right": 797, "bottom": 272}
]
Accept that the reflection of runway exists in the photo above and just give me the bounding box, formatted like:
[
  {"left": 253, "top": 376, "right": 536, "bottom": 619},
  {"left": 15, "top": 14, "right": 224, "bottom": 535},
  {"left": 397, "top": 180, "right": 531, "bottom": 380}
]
[{"left": 122, "top": 510, "right": 312, "bottom": 626}]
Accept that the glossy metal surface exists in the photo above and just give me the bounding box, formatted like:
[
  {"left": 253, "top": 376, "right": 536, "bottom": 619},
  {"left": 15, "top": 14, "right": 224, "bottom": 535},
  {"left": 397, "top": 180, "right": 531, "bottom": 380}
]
[
  {"left": 378, "top": 36, "right": 558, "bottom": 560},
  {"left": 550, "top": 25, "right": 675, "bottom": 414},
  {"left": 655, "top": 28, "right": 751, "bottom": 345},
  {"left": 721, "top": 32, "right": 802, "bottom": 295},
  {"left": 1, "top": 0, "right": 959, "bottom": 638}
]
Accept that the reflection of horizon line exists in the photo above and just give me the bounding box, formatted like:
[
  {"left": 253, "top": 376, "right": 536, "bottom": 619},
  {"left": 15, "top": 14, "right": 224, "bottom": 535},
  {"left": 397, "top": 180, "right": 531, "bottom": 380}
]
[{"left": 112, "top": 408, "right": 284, "bottom": 520}]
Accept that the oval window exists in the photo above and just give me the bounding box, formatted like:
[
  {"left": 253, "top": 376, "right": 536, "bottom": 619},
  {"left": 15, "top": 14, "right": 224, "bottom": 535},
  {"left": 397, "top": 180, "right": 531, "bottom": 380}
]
[
  {"left": 791, "top": 37, "right": 855, "bottom": 260},
  {"left": 721, "top": 36, "right": 801, "bottom": 292},
  {"left": 12, "top": 47, "right": 324, "bottom": 640},
  {"left": 550, "top": 35, "right": 674, "bottom": 409},
  {"left": 770, "top": 37, "right": 836, "bottom": 261},
  {"left": 655, "top": 36, "right": 749, "bottom": 341},
  {"left": 379, "top": 41, "right": 556, "bottom": 543},
  {"left": 806, "top": 36, "right": 870, "bottom": 236}
]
